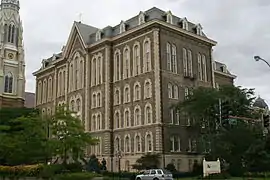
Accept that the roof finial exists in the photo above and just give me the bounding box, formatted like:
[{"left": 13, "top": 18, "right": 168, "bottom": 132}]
[{"left": 78, "top": 13, "right": 83, "bottom": 23}]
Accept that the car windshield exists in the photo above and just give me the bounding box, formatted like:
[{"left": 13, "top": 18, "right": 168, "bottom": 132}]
[{"left": 163, "top": 170, "right": 172, "bottom": 174}]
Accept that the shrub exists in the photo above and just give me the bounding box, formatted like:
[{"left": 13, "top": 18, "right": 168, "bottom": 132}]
[
  {"left": 54, "top": 172, "right": 101, "bottom": 180},
  {"left": 38, "top": 164, "right": 65, "bottom": 179},
  {"left": 243, "top": 172, "right": 270, "bottom": 178},
  {"left": 197, "top": 172, "right": 231, "bottom": 179},
  {"left": 0, "top": 164, "right": 43, "bottom": 177},
  {"left": 64, "top": 163, "right": 83, "bottom": 172}
]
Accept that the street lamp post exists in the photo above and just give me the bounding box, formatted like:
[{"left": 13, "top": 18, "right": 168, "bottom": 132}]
[
  {"left": 116, "top": 150, "right": 122, "bottom": 172},
  {"left": 254, "top": 56, "right": 270, "bottom": 68}
]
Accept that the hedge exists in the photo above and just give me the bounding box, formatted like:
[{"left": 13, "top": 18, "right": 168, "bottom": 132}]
[
  {"left": 54, "top": 172, "right": 101, "bottom": 180},
  {"left": 0, "top": 164, "right": 43, "bottom": 177}
]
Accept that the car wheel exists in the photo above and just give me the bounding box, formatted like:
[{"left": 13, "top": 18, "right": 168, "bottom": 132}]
[
  {"left": 136, "top": 178, "right": 141, "bottom": 180},
  {"left": 153, "top": 178, "right": 159, "bottom": 180}
]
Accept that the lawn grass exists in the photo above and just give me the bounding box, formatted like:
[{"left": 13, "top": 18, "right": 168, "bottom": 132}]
[{"left": 173, "top": 178, "right": 270, "bottom": 180}]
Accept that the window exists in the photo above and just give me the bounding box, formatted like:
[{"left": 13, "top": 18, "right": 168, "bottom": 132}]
[
  {"left": 170, "top": 137, "right": 180, "bottom": 152},
  {"left": 173, "top": 85, "right": 179, "bottom": 99},
  {"left": 115, "top": 89, "right": 121, "bottom": 105},
  {"left": 114, "top": 51, "right": 121, "bottom": 81},
  {"left": 115, "top": 137, "right": 120, "bottom": 151},
  {"left": 166, "top": 11, "right": 173, "bottom": 24},
  {"left": 145, "top": 104, "right": 152, "bottom": 124},
  {"left": 4, "top": 72, "right": 13, "bottom": 93},
  {"left": 124, "top": 85, "right": 130, "bottom": 103},
  {"left": 76, "top": 99, "right": 81, "bottom": 112},
  {"left": 123, "top": 47, "right": 131, "bottom": 79},
  {"left": 135, "top": 134, "right": 141, "bottom": 152},
  {"left": 134, "top": 106, "right": 141, "bottom": 126},
  {"left": 146, "top": 133, "right": 153, "bottom": 152},
  {"left": 187, "top": 50, "right": 193, "bottom": 76},
  {"left": 196, "top": 24, "right": 203, "bottom": 36},
  {"left": 170, "top": 109, "right": 174, "bottom": 124},
  {"left": 58, "top": 71, "right": 62, "bottom": 96},
  {"left": 91, "top": 57, "right": 96, "bottom": 86},
  {"left": 202, "top": 55, "right": 207, "bottom": 82},
  {"left": 144, "top": 79, "right": 152, "bottom": 99},
  {"left": 133, "top": 43, "right": 140, "bottom": 76},
  {"left": 62, "top": 70, "right": 65, "bottom": 94},
  {"left": 176, "top": 112, "right": 180, "bottom": 125},
  {"left": 48, "top": 77, "right": 52, "bottom": 101},
  {"left": 168, "top": 83, "right": 172, "bottom": 98},
  {"left": 143, "top": 39, "right": 151, "bottom": 72},
  {"left": 96, "top": 30, "right": 101, "bottom": 41},
  {"left": 182, "top": 18, "right": 188, "bottom": 30},
  {"left": 166, "top": 43, "right": 172, "bottom": 71},
  {"left": 69, "top": 63, "right": 74, "bottom": 90},
  {"left": 192, "top": 139, "right": 197, "bottom": 152},
  {"left": 70, "top": 100, "right": 75, "bottom": 112},
  {"left": 97, "top": 114, "right": 101, "bottom": 130},
  {"left": 184, "top": 88, "right": 189, "bottom": 100},
  {"left": 97, "top": 92, "right": 101, "bottom": 107},
  {"left": 8, "top": 24, "right": 15, "bottom": 43},
  {"left": 183, "top": 48, "right": 188, "bottom": 76},
  {"left": 115, "top": 111, "right": 121, "bottom": 129},
  {"left": 134, "top": 82, "right": 141, "bottom": 101},
  {"left": 42, "top": 79, "right": 47, "bottom": 103},
  {"left": 124, "top": 109, "right": 130, "bottom": 127},
  {"left": 138, "top": 11, "right": 145, "bottom": 25},
  {"left": 172, "top": 44, "right": 177, "bottom": 73},
  {"left": 120, "top": 21, "right": 126, "bottom": 33},
  {"left": 97, "top": 56, "right": 102, "bottom": 84},
  {"left": 38, "top": 81, "right": 42, "bottom": 104},
  {"left": 198, "top": 53, "right": 202, "bottom": 81},
  {"left": 125, "top": 135, "right": 130, "bottom": 153},
  {"left": 92, "top": 93, "right": 97, "bottom": 108}
]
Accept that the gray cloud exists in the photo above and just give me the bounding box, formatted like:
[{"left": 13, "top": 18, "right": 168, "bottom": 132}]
[{"left": 20, "top": 0, "right": 270, "bottom": 104}]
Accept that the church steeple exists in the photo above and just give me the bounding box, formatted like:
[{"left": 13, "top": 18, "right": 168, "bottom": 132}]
[{"left": 1, "top": 0, "right": 20, "bottom": 11}]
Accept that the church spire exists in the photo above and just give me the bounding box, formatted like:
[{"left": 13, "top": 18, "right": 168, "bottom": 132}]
[{"left": 1, "top": 0, "right": 20, "bottom": 11}]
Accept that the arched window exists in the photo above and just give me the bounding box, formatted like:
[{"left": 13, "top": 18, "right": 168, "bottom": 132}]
[
  {"left": 198, "top": 53, "right": 202, "bottom": 81},
  {"left": 115, "top": 89, "right": 121, "bottom": 105},
  {"left": 92, "top": 93, "right": 97, "bottom": 108},
  {"left": 167, "top": 43, "right": 171, "bottom": 71},
  {"left": 97, "top": 92, "right": 101, "bottom": 107},
  {"left": 70, "top": 100, "right": 75, "bottom": 112},
  {"left": 69, "top": 63, "right": 74, "bottom": 91},
  {"left": 92, "top": 115, "right": 96, "bottom": 131},
  {"left": 133, "top": 43, "right": 140, "bottom": 76},
  {"left": 188, "top": 50, "right": 193, "bottom": 76},
  {"left": 145, "top": 104, "right": 152, "bottom": 124},
  {"left": 80, "top": 59, "right": 84, "bottom": 88},
  {"left": 76, "top": 99, "right": 81, "bottom": 112},
  {"left": 168, "top": 83, "right": 172, "bottom": 98},
  {"left": 8, "top": 24, "right": 12, "bottom": 43},
  {"left": 144, "top": 79, "right": 152, "bottom": 99},
  {"left": 124, "top": 109, "right": 130, "bottom": 127},
  {"left": 134, "top": 106, "right": 141, "bottom": 126},
  {"left": 134, "top": 82, "right": 141, "bottom": 101},
  {"left": 173, "top": 85, "right": 179, "bottom": 99},
  {"left": 135, "top": 134, "right": 141, "bottom": 152},
  {"left": 114, "top": 51, "right": 121, "bottom": 81},
  {"left": 146, "top": 133, "right": 153, "bottom": 152},
  {"left": 115, "top": 137, "right": 120, "bottom": 151},
  {"left": 172, "top": 44, "right": 177, "bottom": 73},
  {"left": 125, "top": 135, "right": 130, "bottom": 153},
  {"left": 38, "top": 81, "right": 42, "bottom": 104},
  {"left": 42, "top": 79, "right": 47, "bottom": 103},
  {"left": 97, "top": 114, "right": 101, "bottom": 130},
  {"left": 4, "top": 72, "right": 13, "bottom": 93},
  {"left": 97, "top": 56, "right": 101, "bottom": 84},
  {"left": 11, "top": 25, "right": 15, "bottom": 43},
  {"left": 143, "top": 39, "right": 151, "bottom": 72},
  {"left": 202, "top": 54, "right": 207, "bottom": 82},
  {"left": 124, "top": 85, "right": 130, "bottom": 103},
  {"left": 92, "top": 57, "right": 96, "bottom": 86},
  {"left": 48, "top": 77, "right": 52, "bottom": 101},
  {"left": 123, "top": 47, "right": 130, "bottom": 79},
  {"left": 115, "top": 111, "right": 121, "bottom": 129},
  {"left": 183, "top": 48, "right": 188, "bottom": 76},
  {"left": 58, "top": 71, "right": 62, "bottom": 96}
]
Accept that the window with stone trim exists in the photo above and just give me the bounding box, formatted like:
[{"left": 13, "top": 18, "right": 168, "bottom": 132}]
[
  {"left": 97, "top": 56, "right": 102, "bottom": 84},
  {"left": 187, "top": 50, "right": 193, "bottom": 76},
  {"left": 138, "top": 11, "right": 145, "bottom": 25},
  {"left": 124, "top": 85, "right": 130, "bottom": 103},
  {"left": 143, "top": 38, "right": 151, "bottom": 72},
  {"left": 145, "top": 133, "right": 153, "bottom": 152},
  {"left": 166, "top": 43, "right": 172, "bottom": 71},
  {"left": 172, "top": 44, "right": 177, "bottom": 73},
  {"left": 4, "top": 72, "right": 13, "bottom": 94},
  {"left": 115, "top": 137, "right": 121, "bottom": 151},
  {"left": 133, "top": 43, "right": 141, "bottom": 76},
  {"left": 123, "top": 47, "right": 131, "bottom": 79},
  {"left": 170, "top": 109, "right": 174, "bottom": 124},
  {"left": 97, "top": 113, "right": 101, "bottom": 130},
  {"left": 114, "top": 51, "right": 121, "bottom": 81},
  {"left": 134, "top": 134, "right": 141, "bottom": 152},
  {"left": 173, "top": 85, "right": 179, "bottom": 99},
  {"left": 170, "top": 136, "right": 181, "bottom": 152},
  {"left": 92, "top": 114, "right": 96, "bottom": 131},
  {"left": 92, "top": 93, "right": 97, "bottom": 108},
  {"left": 69, "top": 63, "right": 74, "bottom": 91},
  {"left": 114, "top": 88, "right": 121, "bottom": 105},
  {"left": 183, "top": 48, "right": 188, "bottom": 76},
  {"left": 134, "top": 82, "right": 141, "bottom": 101},
  {"left": 144, "top": 79, "right": 152, "bottom": 99},
  {"left": 134, "top": 106, "right": 141, "bottom": 126},
  {"left": 58, "top": 71, "right": 62, "bottom": 96},
  {"left": 48, "top": 77, "right": 53, "bottom": 102},
  {"left": 124, "top": 108, "right": 131, "bottom": 127},
  {"left": 202, "top": 54, "right": 207, "bottom": 82},
  {"left": 168, "top": 83, "right": 173, "bottom": 98},
  {"left": 198, "top": 53, "right": 202, "bottom": 81},
  {"left": 97, "top": 91, "right": 102, "bottom": 107},
  {"left": 42, "top": 79, "right": 47, "bottom": 103},
  {"left": 166, "top": 11, "right": 173, "bottom": 24},
  {"left": 145, "top": 103, "right": 153, "bottom": 124},
  {"left": 115, "top": 111, "right": 121, "bottom": 129},
  {"left": 70, "top": 100, "right": 75, "bottom": 112},
  {"left": 182, "top": 18, "right": 188, "bottom": 30},
  {"left": 80, "top": 59, "right": 84, "bottom": 88},
  {"left": 120, "top": 21, "right": 126, "bottom": 33},
  {"left": 91, "top": 57, "right": 96, "bottom": 86},
  {"left": 124, "top": 135, "right": 131, "bottom": 153}
]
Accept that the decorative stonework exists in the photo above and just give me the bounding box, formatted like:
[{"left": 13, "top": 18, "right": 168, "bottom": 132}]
[{"left": 85, "top": 54, "right": 89, "bottom": 131}]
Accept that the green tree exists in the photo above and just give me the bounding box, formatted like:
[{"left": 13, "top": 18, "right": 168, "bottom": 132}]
[
  {"left": 0, "top": 110, "right": 49, "bottom": 165},
  {"left": 132, "top": 153, "right": 160, "bottom": 170},
  {"left": 48, "top": 106, "right": 98, "bottom": 164}
]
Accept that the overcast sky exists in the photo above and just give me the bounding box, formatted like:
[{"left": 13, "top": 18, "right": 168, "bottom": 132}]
[{"left": 20, "top": 0, "right": 270, "bottom": 104}]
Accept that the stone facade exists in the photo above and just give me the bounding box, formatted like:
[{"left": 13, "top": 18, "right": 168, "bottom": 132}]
[
  {"left": 0, "top": 0, "right": 25, "bottom": 108},
  {"left": 33, "top": 7, "right": 235, "bottom": 172}
]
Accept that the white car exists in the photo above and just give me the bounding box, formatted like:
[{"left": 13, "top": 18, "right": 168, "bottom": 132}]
[{"left": 136, "top": 169, "right": 173, "bottom": 180}]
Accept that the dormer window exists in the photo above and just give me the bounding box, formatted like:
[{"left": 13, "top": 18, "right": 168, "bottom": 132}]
[
  {"left": 220, "top": 65, "right": 227, "bottom": 73},
  {"left": 120, "top": 21, "right": 126, "bottom": 34},
  {"left": 166, "top": 11, "right": 173, "bottom": 24},
  {"left": 181, "top": 17, "right": 188, "bottom": 30},
  {"left": 96, "top": 30, "right": 102, "bottom": 41},
  {"left": 195, "top": 24, "right": 203, "bottom": 36},
  {"left": 138, "top": 11, "right": 145, "bottom": 25}
]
